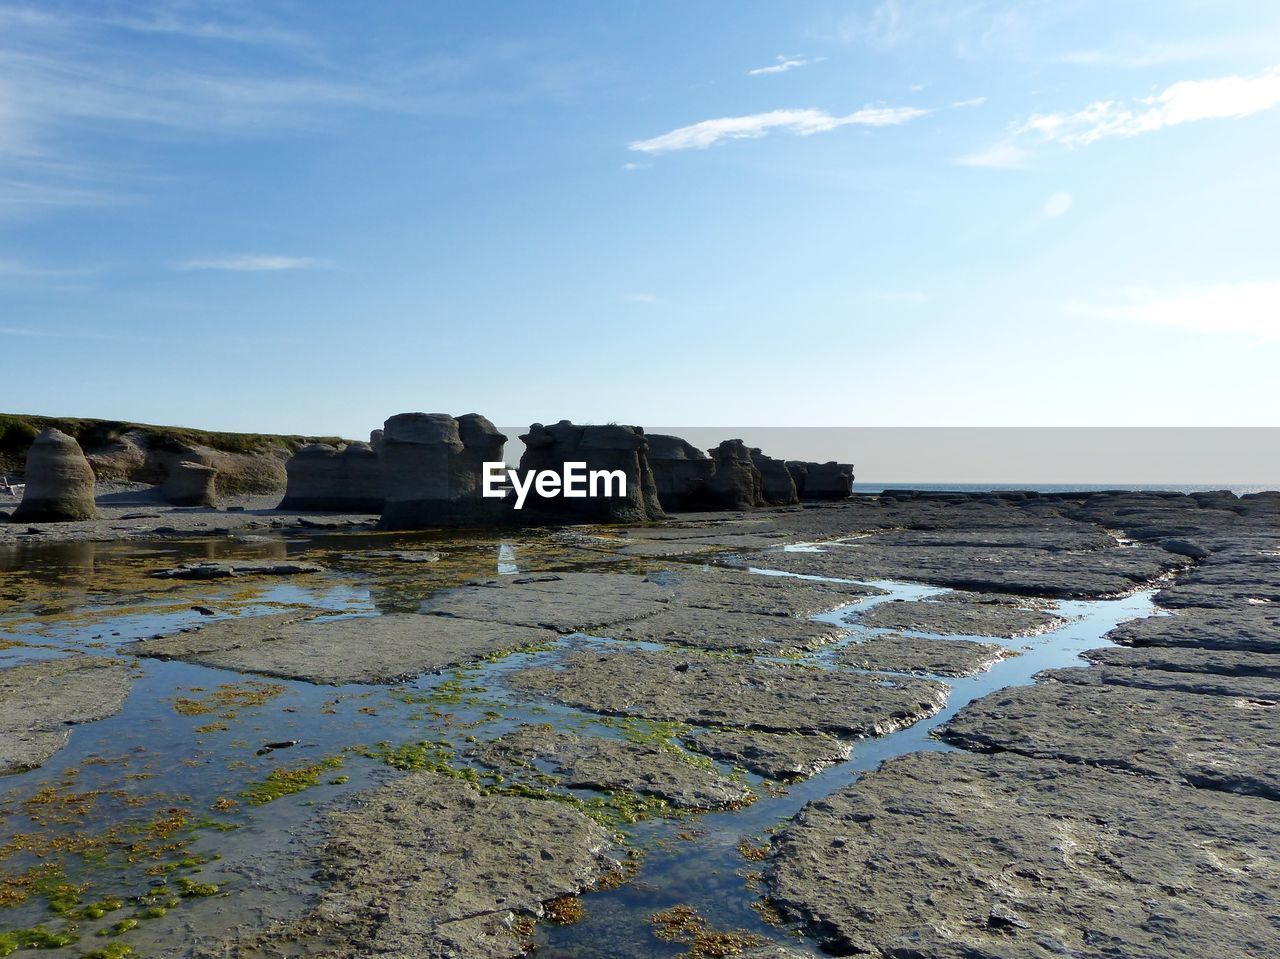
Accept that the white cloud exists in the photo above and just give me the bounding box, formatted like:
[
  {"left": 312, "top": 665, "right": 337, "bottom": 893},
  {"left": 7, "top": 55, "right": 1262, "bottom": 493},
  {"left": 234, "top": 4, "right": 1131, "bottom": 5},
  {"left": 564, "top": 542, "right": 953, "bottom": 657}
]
[
  {"left": 1020, "top": 65, "right": 1280, "bottom": 148},
  {"left": 952, "top": 96, "right": 986, "bottom": 108},
  {"left": 748, "top": 56, "right": 810, "bottom": 76},
  {"left": 956, "top": 141, "right": 1028, "bottom": 169},
  {"left": 1061, "top": 283, "right": 1280, "bottom": 340},
  {"left": 1043, "top": 192, "right": 1072, "bottom": 217},
  {"left": 621, "top": 161, "right": 648, "bottom": 172},
  {"left": 629, "top": 106, "right": 927, "bottom": 154},
  {"left": 177, "top": 255, "right": 327, "bottom": 272}
]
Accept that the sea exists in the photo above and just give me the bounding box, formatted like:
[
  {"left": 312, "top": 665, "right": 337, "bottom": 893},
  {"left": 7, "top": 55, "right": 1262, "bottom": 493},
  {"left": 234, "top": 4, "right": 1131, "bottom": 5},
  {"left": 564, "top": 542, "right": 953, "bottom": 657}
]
[{"left": 852, "top": 483, "right": 1275, "bottom": 496}]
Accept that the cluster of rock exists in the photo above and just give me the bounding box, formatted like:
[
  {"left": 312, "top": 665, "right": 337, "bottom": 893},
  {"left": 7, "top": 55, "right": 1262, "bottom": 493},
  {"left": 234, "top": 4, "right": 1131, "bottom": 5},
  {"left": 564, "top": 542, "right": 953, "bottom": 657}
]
[{"left": 6, "top": 414, "right": 853, "bottom": 528}]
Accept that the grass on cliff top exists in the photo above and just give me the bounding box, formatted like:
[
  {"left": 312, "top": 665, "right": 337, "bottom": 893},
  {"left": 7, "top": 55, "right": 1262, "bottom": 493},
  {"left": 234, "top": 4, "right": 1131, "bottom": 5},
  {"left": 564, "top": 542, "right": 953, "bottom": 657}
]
[{"left": 0, "top": 413, "right": 346, "bottom": 461}]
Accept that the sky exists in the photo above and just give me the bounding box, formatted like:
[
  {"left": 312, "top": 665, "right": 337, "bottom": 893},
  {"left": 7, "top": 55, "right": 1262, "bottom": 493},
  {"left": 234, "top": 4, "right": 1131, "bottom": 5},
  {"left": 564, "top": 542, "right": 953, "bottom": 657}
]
[{"left": 2, "top": 0, "right": 1280, "bottom": 441}]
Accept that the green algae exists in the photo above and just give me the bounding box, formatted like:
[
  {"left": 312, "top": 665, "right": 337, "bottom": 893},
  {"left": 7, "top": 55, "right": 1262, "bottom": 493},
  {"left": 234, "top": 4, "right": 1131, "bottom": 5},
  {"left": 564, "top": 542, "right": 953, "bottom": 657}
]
[{"left": 239, "top": 757, "right": 344, "bottom": 805}]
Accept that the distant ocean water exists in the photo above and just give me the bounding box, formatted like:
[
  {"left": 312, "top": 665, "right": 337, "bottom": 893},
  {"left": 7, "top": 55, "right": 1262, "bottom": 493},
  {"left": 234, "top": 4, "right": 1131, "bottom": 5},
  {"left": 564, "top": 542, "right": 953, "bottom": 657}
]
[{"left": 852, "top": 483, "right": 1276, "bottom": 496}]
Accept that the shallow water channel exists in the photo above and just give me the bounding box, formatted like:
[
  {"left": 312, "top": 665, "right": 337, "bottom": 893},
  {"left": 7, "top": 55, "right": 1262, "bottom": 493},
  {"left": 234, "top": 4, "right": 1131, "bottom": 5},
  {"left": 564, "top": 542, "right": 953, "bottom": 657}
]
[{"left": 0, "top": 531, "right": 1156, "bottom": 958}]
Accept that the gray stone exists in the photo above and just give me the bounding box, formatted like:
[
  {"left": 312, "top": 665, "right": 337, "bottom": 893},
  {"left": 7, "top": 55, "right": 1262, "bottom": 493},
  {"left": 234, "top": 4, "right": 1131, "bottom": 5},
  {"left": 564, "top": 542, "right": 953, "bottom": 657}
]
[
  {"left": 766, "top": 751, "right": 1280, "bottom": 959},
  {"left": 1046, "top": 664, "right": 1280, "bottom": 701},
  {"left": 652, "top": 566, "right": 880, "bottom": 618},
  {"left": 469, "top": 725, "right": 751, "bottom": 809},
  {"left": 1107, "top": 605, "right": 1280, "bottom": 654},
  {"left": 379, "top": 412, "right": 509, "bottom": 530},
  {"left": 162, "top": 460, "right": 218, "bottom": 507},
  {"left": 511, "top": 649, "right": 948, "bottom": 737},
  {"left": 516, "top": 420, "right": 665, "bottom": 523},
  {"left": 704, "top": 439, "right": 762, "bottom": 510},
  {"left": 682, "top": 729, "right": 851, "bottom": 780},
  {"left": 12, "top": 427, "right": 97, "bottom": 522},
  {"left": 149, "top": 560, "right": 325, "bottom": 579},
  {"left": 941, "top": 675, "right": 1280, "bottom": 799},
  {"left": 646, "top": 433, "right": 715, "bottom": 512},
  {"left": 749, "top": 448, "right": 798, "bottom": 506},
  {"left": 0, "top": 656, "right": 134, "bottom": 775},
  {"left": 423, "top": 572, "right": 669, "bottom": 633},
  {"left": 786, "top": 461, "right": 853, "bottom": 500},
  {"left": 1083, "top": 644, "right": 1280, "bottom": 679},
  {"left": 853, "top": 595, "right": 1068, "bottom": 637},
  {"left": 837, "top": 633, "right": 1009, "bottom": 676},
  {"left": 128, "top": 611, "right": 557, "bottom": 684},
  {"left": 279, "top": 441, "right": 382, "bottom": 513},
  {"left": 613, "top": 606, "right": 844, "bottom": 655}
]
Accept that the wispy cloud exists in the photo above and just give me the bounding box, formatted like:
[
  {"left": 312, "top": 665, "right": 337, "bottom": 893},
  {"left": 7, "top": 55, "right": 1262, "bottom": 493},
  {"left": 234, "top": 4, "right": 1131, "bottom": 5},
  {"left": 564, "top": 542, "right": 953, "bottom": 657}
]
[
  {"left": 629, "top": 105, "right": 927, "bottom": 154},
  {"left": 956, "top": 141, "right": 1028, "bottom": 169},
  {"left": 1061, "top": 283, "right": 1280, "bottom": 340},
  {"left": 1020, "top": 65, "right": 1280, "bottom": 148},
  {"left": 1043, "top": 192, "right": 1072, "bottom": 217},
  {"left": 952, "top": 96, "right": 987, "bottom": 108},
  {"left": 177, "top": 255, "right": 328, "bottom": 272},
  {"left": 748, "top": 55, "right": 815, "bottom": 76}
]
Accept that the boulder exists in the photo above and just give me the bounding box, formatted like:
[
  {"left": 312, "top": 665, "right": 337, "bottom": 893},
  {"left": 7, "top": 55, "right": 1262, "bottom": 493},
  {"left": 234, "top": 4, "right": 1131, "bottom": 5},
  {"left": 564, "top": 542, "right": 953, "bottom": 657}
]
[
  {"left": 162, "top": 461, "right": 218, "bottom": 507},
  {"left": 278, "top": 442, "right": 382, "bottom": 513},
  {"left": 646, "top": 433, "right": 714, "bottom": 512},
  {"left": 378, "top": 413, "right": 508, "bottom": 529},
  {"left": 703, "top": 439, "right": 762, "bottom": 510},
  {"left": 517, "top": 420, "right": 665, "bottom": 523},
  {"left": 12, "top": 428, "right": 96, "bottom": 522},
  {"left": 786, "top": 460, "right": 853, "bottom": 500},
  {"left": 750, "top": 448, "right": 799, "bottom": 505}
]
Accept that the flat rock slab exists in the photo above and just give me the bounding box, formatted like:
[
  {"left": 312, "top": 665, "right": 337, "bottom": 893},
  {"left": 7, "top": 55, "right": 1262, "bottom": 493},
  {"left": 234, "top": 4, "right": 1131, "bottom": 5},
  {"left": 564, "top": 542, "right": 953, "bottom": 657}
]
[
  {"left": 149, "top": 560, "right": 325, "bottom": 579},
  {"left": 682, "top": 729, "right": 851, "bottom": 781},
  {"left": 469, "top": 725, "right": 751, "bottom": 809},
  {"left": 0, "top": 656, "right": 134, "bottom": 775},
  {"left": 836, "top": 633, "right": 1009, "bottom": 677},
  {"left": 343, "top": 549, "right": 442, "bottom": 563},
  {"left": 424, "top": 572, "right": 669, "bottom": 633},
  {"left": 127, "top": 612, "right": 557, "bottom": 685},
  {"left": 1046, "top": 664, "right": 1280, "bottom": 702},
  {"left": 612, "top": 607, "right": 844, "bottom": 655},
  {"left": 511, "top": 649, "right": 948, "bottom": 738},
  {"left": 648, "top": 567, "right": 882, "bottom": 618},
  {"left": 736, "top": 542, "right": 1187, "bottom": 598},
  {"left": 853, "top": 596, "right": 1067, "bottom": 637},
  {"left": 942, "top": 675, "right": 1280, "bottom": 799},
  {"left": 1084, "top": 644, "right": 1280, "bottom": 679},
  {"left": 766, "top": 751, "right": 1280, "bottom": 959},
  {"left": 295, "top": 772, "right": 616, "bottom": 959},
  {"left": 1154, "top": 545, "right": 1280, "bottom": 608},
  {"left": 1107, "top": 605, "right": 1280, "bottom": 654}
]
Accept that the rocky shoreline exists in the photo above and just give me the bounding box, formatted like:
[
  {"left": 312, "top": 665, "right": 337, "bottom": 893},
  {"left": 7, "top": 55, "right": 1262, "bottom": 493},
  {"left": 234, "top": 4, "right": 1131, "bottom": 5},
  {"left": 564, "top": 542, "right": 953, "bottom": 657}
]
[{"left": 0, "top": 487, "right": 1277, "bottom": 958}]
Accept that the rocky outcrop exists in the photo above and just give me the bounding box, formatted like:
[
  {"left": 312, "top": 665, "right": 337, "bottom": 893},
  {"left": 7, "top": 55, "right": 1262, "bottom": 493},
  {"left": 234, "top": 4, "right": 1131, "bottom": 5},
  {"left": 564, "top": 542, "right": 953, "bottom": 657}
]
[
  {"left": 378, "top": 413, "right": 508, "bottom": 530},
  {"left": 162, "top": 461, "right": 218, "bottom": 507},
  {"left": 750, "top": 448, "right": 799, "bottom": 506},
  {"left": 703, "top": 439, "right": 762, "bottom": 510},
  {"left": 516, "top": 421, "right": 664, "bottom": 523},
  {"left": 278, "top": 443, "right": 383, "bottom": 513},
  {"left": 646, "top": 433, "right": 715, "bottom": 512},
  {"left": 786, "top": 460, "right": 854, "bottom": 500},
  {"left": 12, "top": 428, "right": 97, "bottom": 522}
]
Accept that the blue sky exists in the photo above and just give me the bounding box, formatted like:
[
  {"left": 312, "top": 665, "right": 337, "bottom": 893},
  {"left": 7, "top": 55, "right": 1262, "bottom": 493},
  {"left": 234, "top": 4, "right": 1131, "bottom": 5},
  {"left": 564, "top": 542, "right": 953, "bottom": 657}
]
[{"left": 2, "top": 0, "right": 1279, "bottom": 438}]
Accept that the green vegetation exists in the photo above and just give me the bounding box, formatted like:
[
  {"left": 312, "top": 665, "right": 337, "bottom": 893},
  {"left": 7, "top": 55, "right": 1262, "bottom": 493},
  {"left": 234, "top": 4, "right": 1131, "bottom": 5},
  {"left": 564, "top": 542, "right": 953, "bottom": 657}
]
[{"left": 239, "top": 757, "right": 345, "bottom": 805}]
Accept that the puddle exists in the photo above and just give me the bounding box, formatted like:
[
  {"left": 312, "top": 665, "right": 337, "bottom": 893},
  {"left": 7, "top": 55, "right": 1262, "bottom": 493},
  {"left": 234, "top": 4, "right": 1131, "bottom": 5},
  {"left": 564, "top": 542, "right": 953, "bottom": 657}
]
[{"left": 0, "top": 533, "right": 1158, "bottom": 957}]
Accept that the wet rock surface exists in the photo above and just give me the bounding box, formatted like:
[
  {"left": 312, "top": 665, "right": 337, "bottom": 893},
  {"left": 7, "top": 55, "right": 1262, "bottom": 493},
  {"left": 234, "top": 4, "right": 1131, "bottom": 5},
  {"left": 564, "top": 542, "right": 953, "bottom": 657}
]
[
  {"left": 836, "top": 633, "right": 1009, "bottom": 676},
  {"left": 149, "top": 560, "right": 326, "bottom": 579},
  {"left": 128, "top": 611, "right": 558, "bottom": 684},
  {"left": 652, "top": 566, "right": 882, "bottom": 617},
  {"left": 941, "top": 676, "right": 1280, "bottom": 799},
  {"left": 681, "top": 729, "right": 851, "bottom": 781},
  {"left": 766, "top": 751, "right": 1280, "bottom": 959},
  {"left": 423, "top": 571, "right": 670, "bottom": 633},
  {"left": 470, "top": 725, "right": 751, "bottom": 809},
  {"left": 611, "top": 606, "right": 844, "bottom": 654},
  {"left": 230, "top": 772, "right": 618, "bottom": 959},
  {"left": 511, "top": 648, "right": 948, "bottom": 737},
  {"left": 1106, "top": 604, "right": 1280, "bottom": 653},
  {"left": 853, "top": 593, "right": 1067, "bottom": 636},
  {"left": 0, "top": 656, "right": 134, "bottom": 774},
  {"left": 1083, "top": 643, "right": 1280, "bottom": 679}
]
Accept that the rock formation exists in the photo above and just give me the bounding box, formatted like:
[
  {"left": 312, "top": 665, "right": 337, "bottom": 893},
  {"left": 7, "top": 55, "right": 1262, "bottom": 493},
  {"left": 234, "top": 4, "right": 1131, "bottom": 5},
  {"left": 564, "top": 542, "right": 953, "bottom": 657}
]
[
  {"left": 162, "top": 461, "right": 218, "bottom": 507},
  {"left": 702, "top": 439, "right": 763, "bottom": 510},
  {"left": 517, "top": 421, "right": 665, "bottom": 523},
  {"left": 646, "top": 433, "right": 715, "bottom": 512},
  {"left": 12, "top": 428, "right": 97, "bottom": 522},
  {"left": 278, "top": 443, "right": 382, "bottom": 513},
  {"left": 378, "top": 413, "right": 508, "bottom": 530},
  {"left": 750, "top": 448, "right": 799, "bottom": 506},
  {"left": 787, "top": 461, "right": 854, "bottom": 500}
]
